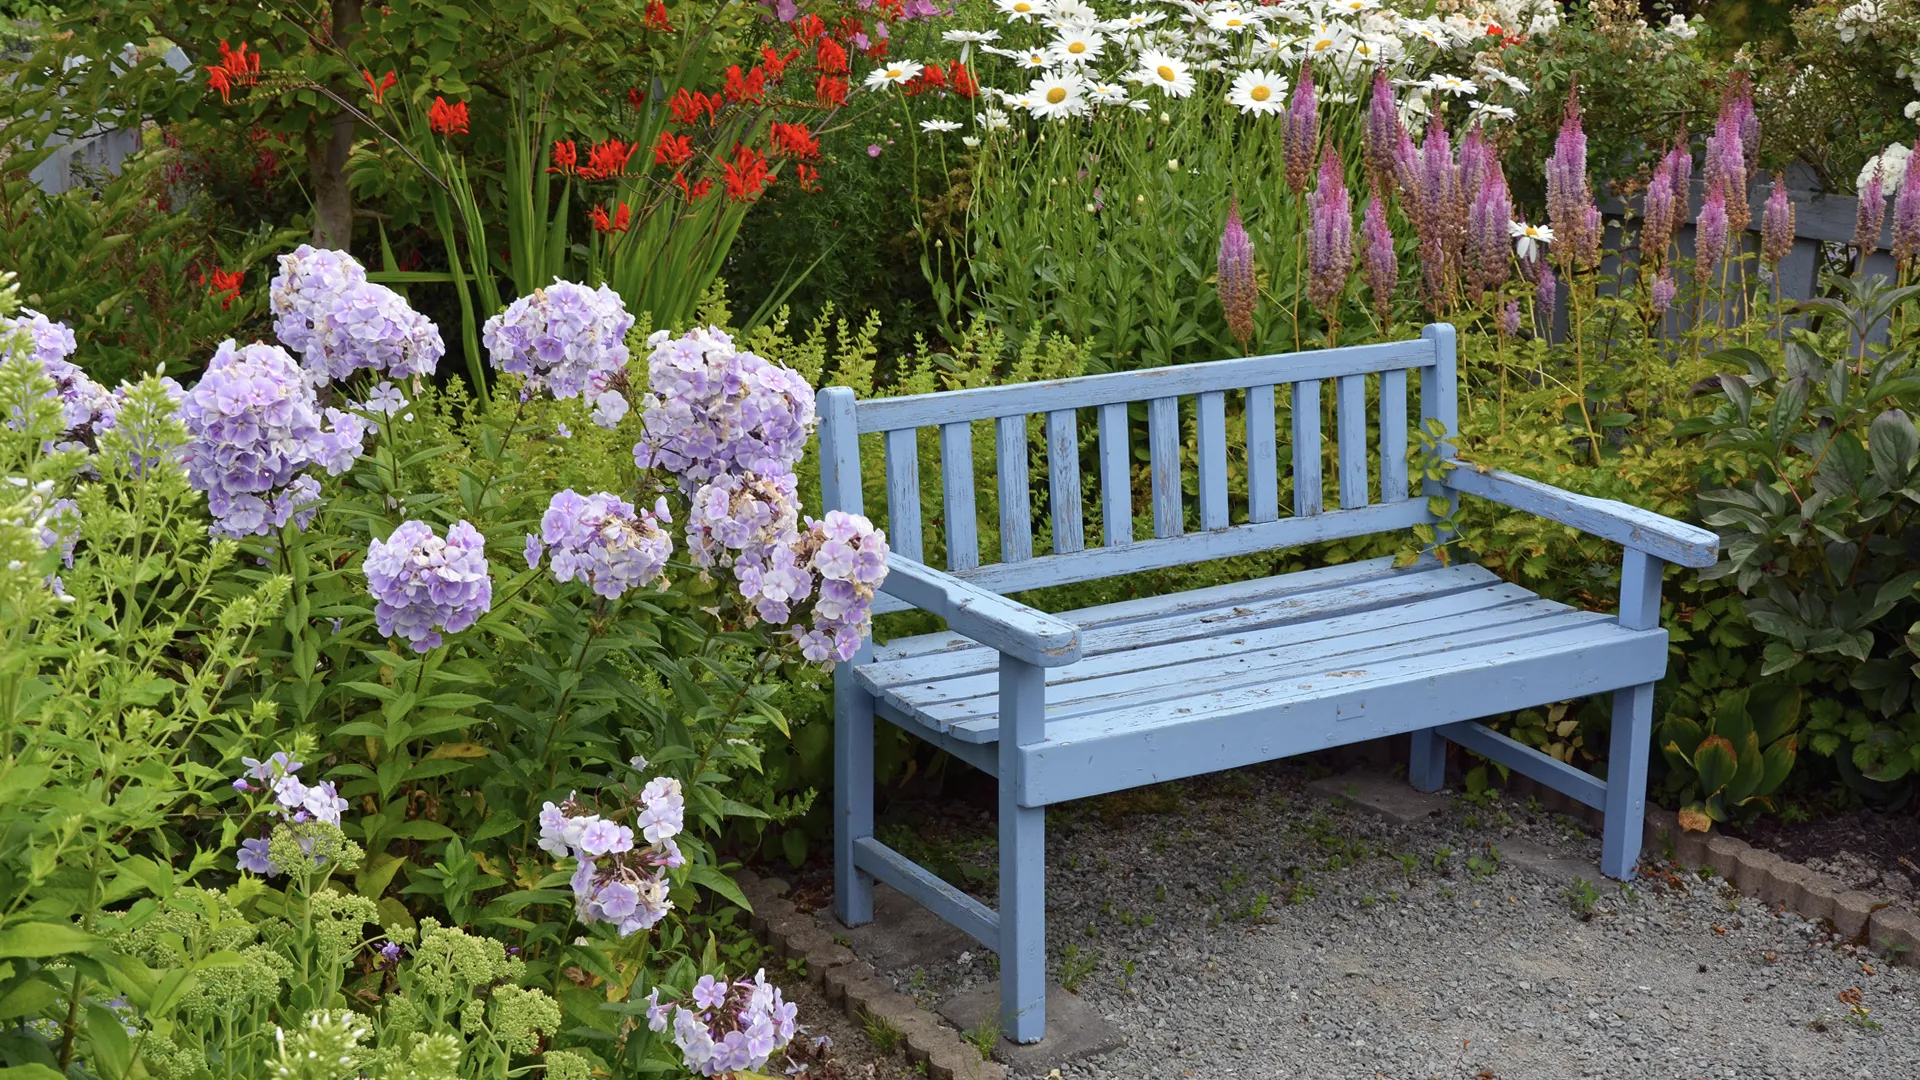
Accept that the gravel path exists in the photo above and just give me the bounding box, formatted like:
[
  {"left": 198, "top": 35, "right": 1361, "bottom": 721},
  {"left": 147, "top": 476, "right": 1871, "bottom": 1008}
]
[{"left": 870, "top": 764, "right": 1920, "bottom": 1080}]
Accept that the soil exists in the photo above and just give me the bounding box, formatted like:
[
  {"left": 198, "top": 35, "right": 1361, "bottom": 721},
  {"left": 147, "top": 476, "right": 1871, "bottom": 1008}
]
[
  {"left": 778, "top": 970, "right": 926, "bottom": 1080},
  {"left": 1741, "top": 804, "right": 1920, "bottom": 908}
]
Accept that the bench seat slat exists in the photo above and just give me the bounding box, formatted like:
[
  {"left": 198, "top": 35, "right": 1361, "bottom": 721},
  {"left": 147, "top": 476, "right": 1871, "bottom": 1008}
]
[
  {"left": 859, "top": 562, "right": 1501, "bottom": 690},
  {"left": 1021, "top": 620, "right": 1666, "bottom": 805}
]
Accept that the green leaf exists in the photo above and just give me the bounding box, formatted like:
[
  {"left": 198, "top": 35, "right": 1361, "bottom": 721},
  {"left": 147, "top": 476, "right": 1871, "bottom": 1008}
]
[
  {"left": 1869, "top": 409, "right": 1920, "bottom": 490},
  {"left": 684, "top": 864, "right": 752, "bottom": 914},
  {"left": 1759, "top": 734, "right": 1798, "bottom": 795},
  {"left": 0, "top": 977, "right": 61, "bottom": 1021},
  {"left": 1693, "top": 735, "right": 1740, "bottom": 796},
  {"left": 0, "top": 923, "right": 96, "bottom": 959},
  {"left": 86, "top": 1003, "right": 132, "bottom": 1080},
  {"left": 0, "top": 1066, "right": 70, "bottom": 1080},
  {"left": 1725, "top": 731, "right": 1766, "bottom": 805}
]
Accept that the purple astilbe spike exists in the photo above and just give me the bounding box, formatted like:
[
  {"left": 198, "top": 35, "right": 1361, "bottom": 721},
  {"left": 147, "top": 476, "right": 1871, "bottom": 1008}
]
[
  {"left": 1306, "top": 150, "right": 1353, "bottom": 315},
  {"left": 1701, "top": 133, "right": 1726, "bottom": 219},
  {"left": 1582, "top": 204, "right": 1604, "bottom": 270},
  {"left": 1696, "top": 188, "right": 1729, "bottom": 277},
  {"left": 1285, "top": 63, "right": 1318, "bottom": 194},
  {"left": 1854, "top": 172, "right": 1887, "bottom": 263},
  {"left": 1533, "top": 258, "right": 1556, "bottom": 327},
  {"left": 1893, "top": 144, "right": 1920, "bottom": 272},
  {"left": 1365, "top": 68, "right": 1400, "bottom": 194},
  {"left": 1761, "top": 176, "right": 1795, "bottom": 269},
  {"left": 1466, "top": 167, "right": 1512, "bottom": 301},
  {"left": 1216, "top": 200, "right": 1258, "bottom": 352},
  {"left": 1499, "top": 300, "right": 1521, "bottom": 337},
  {"left": 1651, "top": 272, "right": 1678, "bottom": 316},
  {"left": 1392, "top": 128, "right": 1421, "bottom": 223},
  {"left": 1727, "top": 71, "right": 1759, "bottom": 164},
  {"left": 1458, "top": 124, "right": 1492, "bottom": 210},
  {"left": 1716, "top": 127, "right": 1750, "bottom": 237},
  {"left": 1361, "top": 191, "right": 1397, "bottom": 321},
  {"left": 1641, "top": 170, "right": 1676, "bottom": 271},
  {"left": 1544, "top": 86, "right": 1593, "bottom": 271}
]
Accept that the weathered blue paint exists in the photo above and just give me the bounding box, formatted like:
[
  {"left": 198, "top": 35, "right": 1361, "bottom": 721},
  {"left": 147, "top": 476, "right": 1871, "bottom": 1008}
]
[{"left": 816, "top": 325, "right": 1705, "bottom": 1043}]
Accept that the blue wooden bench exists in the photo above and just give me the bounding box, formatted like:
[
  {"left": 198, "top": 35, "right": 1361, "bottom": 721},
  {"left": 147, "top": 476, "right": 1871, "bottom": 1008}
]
[{"left": 816, "top": 325, "right": 1717, "bottom": 1043}]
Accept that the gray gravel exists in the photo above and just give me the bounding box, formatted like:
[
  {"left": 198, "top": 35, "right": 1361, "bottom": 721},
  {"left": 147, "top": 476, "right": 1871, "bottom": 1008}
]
[{"left": 873, "top": 764, "right": 1920, "bottom": 1079}]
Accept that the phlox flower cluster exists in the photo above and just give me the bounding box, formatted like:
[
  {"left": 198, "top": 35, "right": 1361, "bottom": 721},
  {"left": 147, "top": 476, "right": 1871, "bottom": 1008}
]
[
  {"left": 231, "top": 752, "right": 350, "bottom": 877},
  {"left": 632, "top": 327, "right": 815, "bottom": 491},
  {"left": 269, "top": 245, "right": 367, "bottom": 364},
  {"left": 525, "top": 489, "right": 674, "bottom": 599},
  {"left": 646, "top": 969, "right": 799, "bottom": 1077},
  {"left": 304, "top": 280, "right": 445, "bottom": 385},
  {"left": 363, "top": 519, "right": 493, "bottom": 651},
  {"left": 178, "top": 341, "right": 368, "bottom": 538},
  {"left": 481, "top": 280, "right": 635, "bottom": 428},
  {"left": 2, "top": 309, "right": 113, "bottom": 441},
  {"left": 538, "top": 779, "right": 684, "bottom": 936},
  {"left": 789, "top": 511, "right": 889, "bottom": 663},
  {"left": 686, "top": 470, "right": 811, "bottom": 622}
]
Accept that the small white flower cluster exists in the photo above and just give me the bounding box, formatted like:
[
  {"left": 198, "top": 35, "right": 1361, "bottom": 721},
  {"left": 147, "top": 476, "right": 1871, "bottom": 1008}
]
[
  {"left": 1837, "top": 0, "right": 1883, "bottom": 43},
  {"left": 1860, "top": 141, "right": 1914, "bottom": 194}
]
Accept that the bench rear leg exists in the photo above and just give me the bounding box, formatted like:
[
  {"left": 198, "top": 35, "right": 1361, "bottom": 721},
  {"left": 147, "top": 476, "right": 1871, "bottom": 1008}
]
[
  {"left": 834, "top": 659, "right": 875, "bottom": 926},
  {"left": 999, "top": 656, "right": 1047, "bottom": 1044},
  {"left": 1408, "top": 729, "right": 1447, "bottom": 792},
  {"left": 1601, "top": 681, "right": 1655, "bottom": 880}
]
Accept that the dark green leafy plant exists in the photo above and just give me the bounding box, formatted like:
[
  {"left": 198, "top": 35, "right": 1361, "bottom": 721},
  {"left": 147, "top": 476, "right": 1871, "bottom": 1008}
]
[{"left": 1658, "top": 686, "right": 1801, "bottom": 830}]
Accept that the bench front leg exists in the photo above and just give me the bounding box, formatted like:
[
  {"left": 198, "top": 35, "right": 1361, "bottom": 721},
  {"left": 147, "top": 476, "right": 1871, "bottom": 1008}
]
[
  {"left": 998, "top": 653, "right": 1048, "bottom": 1044},
  {"left": 1602, "top": 549, "right": 1664, "bottom": 880},
  {"left": 834, "top": 643, "right": 876, "bottom": 927}
]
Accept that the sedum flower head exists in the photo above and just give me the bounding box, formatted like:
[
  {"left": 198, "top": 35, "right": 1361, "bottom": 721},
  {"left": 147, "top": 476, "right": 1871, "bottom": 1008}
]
[
  {"left": 490, "top": 986, "right": 562, "bottom": 1055},
  {"left": 364, "top": 519, "right": 493, "bottom": 651}
]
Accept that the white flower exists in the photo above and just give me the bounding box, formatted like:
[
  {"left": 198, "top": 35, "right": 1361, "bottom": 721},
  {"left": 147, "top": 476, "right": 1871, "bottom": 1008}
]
[
  {"left": 1425, "top": 74, "right": 1478, "bottom": 97},
  {"left": 1328, "top": 0, "right": 1379, "bottom": 13},
  {"left": 1906, "top": 101, "right": 1920, "bottom": 120},
  {"left": 977, "top": 108, "right": 1012, "bottom": 131},
  {"left": 943, "top": 29, "right": 1001, "bottom": 43},
  {"left": 1510, "top": 220, "right": 1553, "bottom": 261},
  {"left": 1014, "top": 48, "right": 1053, "bottom": 69},
  {"left": 1859, "top": 142, "right": 1913, "bottom": 192},
  {"left": 1051, "top": 0, "right": 1098, "bottom": 22},
  {"left": 1228, "top": 68, "right": 1288, "bottom": 115},
  {"left": 1301, "top": 21, "right": 1348, "bottom": 56},
  {"left": 1663, "top": 13, "right": 1698, "bottom": 40},
  {"left": 1207, "top": 7, "right": 1258, "bottom": 33},
  {"left": 921, "top": 119, "right": 962, "bottom": 133},
  {"left": 1469, "top": 100, "right": 1517, "bottom": 123},
  {"left": 995, "top": 0, "right": 1045, "bottom": 22},
  {"left": 1088, "top": 81, "right": 1131, "bottom": 105},
  {"left": 1252, "top": 30, "right": 1289, "bottom": 61},
  {"left": 1027, "top": 70, "right": 1088, "bottom": 119},
  {"left": 962, "top": 135, "right": 981, "bottom": 147},
  {"left": 863, "top": 61, "right": 925, "bottom": 91},
  {"left": 1404, "top": 18, "right": 1447, "bottom": 46},
  {"left": 1135, "top": 50, "right": 1195, "bottom": 97},
  {"left": 1049, "top": 29, "right": 1104, "bottom": 65},
  {"left": 1475, "top": 66, "right": 1530, "bottom": 94},
  {"left": 1105, "top": 10, "right": 1166, "bottom": 32}
]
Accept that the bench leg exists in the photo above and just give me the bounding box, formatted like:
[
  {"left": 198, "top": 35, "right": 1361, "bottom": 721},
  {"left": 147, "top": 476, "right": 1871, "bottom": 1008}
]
[
  {"left": 1601, "top": 682, "right": 1655, "bottom": 881},
  {"left": 1408, "top": 729, "right": 1447, "bottom": 793},
  {"left": 834, "top": 657, "right": 875, "bottom": 927},
  {"left": 999, "top": 656, "right": 1047, "bottom": 1044}
]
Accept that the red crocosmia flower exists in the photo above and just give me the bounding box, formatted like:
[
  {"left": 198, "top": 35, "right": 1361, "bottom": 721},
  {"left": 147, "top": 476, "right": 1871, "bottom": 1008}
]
[
  {"left": 201, "top": 267, "right": 245, "bottom": 309},
  {"left": 674, "top": 172, "right": 713, "bottom": 203},
  {"left": 760, "top": 46, "right": 801, "bottom": 80},
  {"left": 590, "top": 201, "right": 632, "bottom": 234},
  {"left": 579, "top": 139, "right": 639, "bottom": 181},
  {"left": 947, "top": 61, "right": 977, "bottom": 99},
  {"left": 835, "top": 17, "right": 863, "bottom": 42},
  {"left": 628, "top": 87, "right": 646, "bottom": 109},
  {"left": 548, "top": 140, "right": 578, "bottom": 174},
  {"left": 204, "top": 39, "right": 260, "bottom": 104},
  {"left": 814, "top": 38, "right": 848, "bottom": 76},
  {"left": 873, "top": 0, "right": 905, "bottom": 19},
  {"left": 792, "top": 13, "right": 825, "bottom": 43},
  {"left": 361, "top": 69, "right": 397, "bottom": 105},
  {"left": 667, "top": 88, "right": 720, "bottom": 126},
  {"left": 722, "top": 143, "right": 772, "bottom": 203},
  {"left": 903, "top": 63, "right": 945, "bottom": 96},
  {"left": 724, "top": 65, "right": 767, "bottom": 104},
  {"left": 645, "top": 0, "right": 675, "bottom": 32},
  {"left": 428, "top": 97, "right": 469, "bottom": 136},
  {"left": 863, "top": 38, "right": 889, "bottom": 61},
  {"left": 652, "top": 131, "right": 694, "bottom": 168},
  {"left": 814, "top": 75, "right": 849, "bottom": 107},
  {"left": 769, "top": 122, "right": 820, "bottom": 160},
  {"left": 796, "top": 163, "right": 821, "bottom": 193}
]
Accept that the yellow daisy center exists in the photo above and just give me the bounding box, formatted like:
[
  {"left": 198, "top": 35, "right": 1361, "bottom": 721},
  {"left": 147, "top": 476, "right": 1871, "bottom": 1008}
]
[
  {"left": 1047, "top": 87, "right": 1068, "bottom": 103},
  {"left": 1251, "top": 84, "right": 1271, "bottom": 101},
  {"left": 887, "top": 68, "right": 903, "bottom": 78},
  {"left": 1157, "top": 64, "right": 1176, "bottom": 82},
  {"left": 1014, "top": 2, "right": 1031, "bottom": 10},
  {"left": 1069, "top": 41, "right": 1087, "bottom": 53}
]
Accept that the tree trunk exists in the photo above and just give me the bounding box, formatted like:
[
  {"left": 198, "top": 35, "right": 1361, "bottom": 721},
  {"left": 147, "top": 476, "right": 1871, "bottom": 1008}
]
[{"left": 310, "top": 0, "right": 364, "bottom": 249}]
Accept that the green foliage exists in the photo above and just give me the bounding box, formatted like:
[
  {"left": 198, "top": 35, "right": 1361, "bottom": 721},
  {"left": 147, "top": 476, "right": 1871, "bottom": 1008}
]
[
  {"left": 1659, "top": 686, "right": 1802, "bottom": 829},
  {"left": 1751, "top": 0, "right": 1920, "bottom": 190}
]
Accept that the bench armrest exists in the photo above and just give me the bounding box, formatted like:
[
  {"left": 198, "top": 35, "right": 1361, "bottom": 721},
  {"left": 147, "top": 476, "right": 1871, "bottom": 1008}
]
[
  {"left": 881, "top": 557, "right": 1083, "bottom": 668},
  {"left": 1443, "top": 460, "right": 1720, "bottom": 569}
]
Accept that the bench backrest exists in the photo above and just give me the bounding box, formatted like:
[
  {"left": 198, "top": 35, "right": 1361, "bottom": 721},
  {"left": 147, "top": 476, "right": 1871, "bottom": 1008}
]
[{"left": 817, "top": 324, "right": 1458, "bottom": 614}]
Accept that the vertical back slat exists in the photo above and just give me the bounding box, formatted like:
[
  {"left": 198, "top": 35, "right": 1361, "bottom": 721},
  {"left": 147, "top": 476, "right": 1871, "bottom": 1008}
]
[
  {"left": 1046, "top": 409, "right": 1084, "bottom": 554},
  {"left": 1196, "top": 391, "right": 1229, "bottom": 531},
  {"left": 1291, "top": 381, "right": 1322, "bottom": 517},
  {"left": 1379, "top": 368, "right": 1408, "bottom": 502},
  {"left": 1336, "top": 374, "right": 1369, "bottom": 510},
  {"left": 817, "top": 387, "right": 863, "bottom": 516},
  {"left": 940, "top": 421, "right": 978, "bottom": 571},
  {"left": 1421, "top": 324, "right": 1460, "bottom": 545},
  {"left": 1098, "top": 403, "right": 1131, "bottom": 547},
  {"left": 884, "top": 428, "right": 924, "bottom": 562},
  {"left": 1148, "top": 397, "right": 1182, "bottom": 538},
  {"left": 1245, "top": 385, "right": 1278, "bottom": 523},
  {"left": 996, "top": 414, "right": 1033, "bottom": 562}
]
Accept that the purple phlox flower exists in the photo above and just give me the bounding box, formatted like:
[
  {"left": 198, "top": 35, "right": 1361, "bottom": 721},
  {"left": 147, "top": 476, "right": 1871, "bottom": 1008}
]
[
  {"left": 2, "top": 309, "right": 113, "bottom": 439},
  {"left": 270, "top": 245, "right": 367, "bottom": 359},
  {"left": 302, "top": 280, "right": 444, "bottom": 386},
  {"left": 1361, "top": 192, "right": 1397, "bottom": 321},
  {"left": 1216, "top": 199, "right": 1257, "bottom": 353},
  {"left": 659, "top": 970, "right": 801, "bottom": 1077},
  {"left": 242, "top": 751, "right": 302, "bottom": 781},
  {"left": 537, "top": 488, "right": 673, "bottom": 599},
  {"left": 577, "top": 818, "right": 636, "bottom": 858},
  {"left": 1762, "top": 176, "right": 1796, "bottom": 268},
  {"left": 591, "top": 390, "right": 630, "bottom": 429},
  {"left": 363, "top": 519, "right": 494, "bottom": 651},
  {"left": 693, "top": 976, "right": 731, "bottom": 1011},
  {"left": 648, "top": 989, "right": 673, "bottom": 1033},
  {"left": 556, "top": 422, "right": 572, "bottom": 439},
  {"left": 302, "top": 780, "right": 348, "bottom": 827},
  {"left": 632, "top": 327, "right": 816, "bottom": 493},
  {"left": 482, "top": 280, "right": 634, "bottom": 403},
  {"left": 1284, "top": 63, "right": 1318, "bottom": 194},
  {"left": 363, "top": 381, "right": 407, "bottom": 416},
  {"left": 272, "top": 773, "right": 310, "bottom": 814},
  {"left": 1305, "top": 149, "right": 1353, "bottom": 315},
  {"left": 784, "top": 511, "right": 889, "bottom": 665},
  {"left": 237, "top": 837, "right": 274, "bottom": 876}
]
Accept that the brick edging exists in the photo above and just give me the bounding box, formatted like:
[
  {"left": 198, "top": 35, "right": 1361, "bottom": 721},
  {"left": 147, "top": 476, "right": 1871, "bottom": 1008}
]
[
  {"left": 1501, "top": 774, "right": 1920, "bottom": 963},
  {"left": 736, "top": 869, "right": 1009, "bottom": 1080}
]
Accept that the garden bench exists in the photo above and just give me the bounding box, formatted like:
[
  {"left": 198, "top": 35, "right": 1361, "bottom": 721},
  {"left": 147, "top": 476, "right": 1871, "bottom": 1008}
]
[{"left": 816, "top": 325, "right": 1718, "bottom": 1043}]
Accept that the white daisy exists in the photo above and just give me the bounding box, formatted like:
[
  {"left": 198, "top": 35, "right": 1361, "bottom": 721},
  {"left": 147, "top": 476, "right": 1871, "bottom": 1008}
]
[
  {"left": 1014, "top": 48, "right": 1053, "bottom": 69},
  {"left": 1049, "top": 29, "right": 1104, "bottom": 65},
  {"left": 1425, "top": 74, "right": 1478, "bottom": 97},
  {"left": 977, "top": 108, "right": 1012, "bottom": 130},
  {"left": 1026, "top": 70, "right": 1088, "bottom": 119},
  {"left": 962, "top": 135, "right": 982, "bottom": 147},
  {"left": 1227, "top": 67, "right": 1287, "bottom": 115},
  {"left": 1207, "top": 8, "right": 1257, "bottom": 33},
  {"left": 1052, "top": 0, "right": 1098, "bottom": 22},
  {"left": 1475, "top": 66, "right": 1530, "bottom": 94},
  {"left": 1469, "top": 100, "right": 1516, "bottom": 123},
  {"left": 1135, "top": 50, "right": 1195, "bottom": 97},
  {"left": 1404, "top": 19, "right": 1447, "bottom": 46},
  {"left": 1105, "top": 10, "right": 1166, "bottom": 31},
  {"left": 1301, "top": 21, "right": 1348, "bottom": 55},
  {"left": 1088, "top": 81, "right": 1130, "bottom": 105},
  {"left": 863, "top": 61, "right": 925, "bottom": 91},
  {"left": 994, "top": 0, "right": 1045, "bottom": 22},
  {"left": 942, "top": 29, "right": 1002, "bottom": 43},
  {"left": 1509, "top": 220, "right": 1552, "bottom": 261},
  {"left": 1328, "top": 0, "right": 1379, "bottom": 13},
  {"left": 1127, "top": 98, "right": 1152, "bottom": 112},
  {"left": 1252, "top": 30, "right": 1289, "bottom": 61},
  {"left": 920, "top": 119, "right": 962, "bottom": 133}
]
